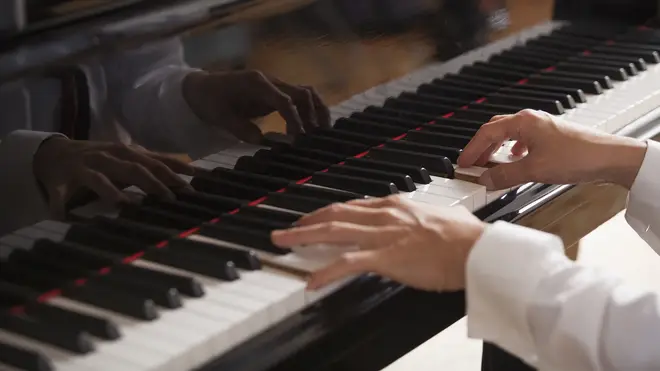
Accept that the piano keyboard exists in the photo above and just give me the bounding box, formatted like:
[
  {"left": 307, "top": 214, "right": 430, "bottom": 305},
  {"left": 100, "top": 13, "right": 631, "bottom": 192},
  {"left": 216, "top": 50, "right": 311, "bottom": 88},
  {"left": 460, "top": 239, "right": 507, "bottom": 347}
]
[{"left": 2, "top": 20, "right": 660, "bottom": 371}]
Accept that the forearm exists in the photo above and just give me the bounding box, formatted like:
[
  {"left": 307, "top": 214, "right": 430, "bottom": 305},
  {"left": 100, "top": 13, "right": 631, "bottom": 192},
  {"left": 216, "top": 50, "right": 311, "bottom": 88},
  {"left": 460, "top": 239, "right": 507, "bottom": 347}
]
[
  {"left": 466, "top": 221, "right": 660, "bottom": 370},
  {"left": 0, "top": 130, "right": 65, "bottom": 235}
]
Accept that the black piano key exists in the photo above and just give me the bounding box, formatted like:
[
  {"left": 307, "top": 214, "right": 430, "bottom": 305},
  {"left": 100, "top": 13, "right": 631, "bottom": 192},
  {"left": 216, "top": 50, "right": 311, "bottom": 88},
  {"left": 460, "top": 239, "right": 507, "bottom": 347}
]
[
  {"left": 209, "top": 167, "right": 290, "bottom": 190},
  {"left": 602, "top": 40, "right": 660, "bottom": 53},
  {"left": 294, "top": 135, "right": 369, "bottom": 155},
  {"left": 190, "top": 174, "right": 270, "bottom": 200},
  {"left": 502, "top": 83, "right": 587, "bottom": 103},
  {"left": 500, "top": 87, "right": 577, "bottom": 108},
  {"left": 25, "top": 303, "right": 120, "bottom": 341},
  {"left": 418, "top": 123, "right": 477, "bottom": 136},
  {"left": 459, "top": 64, "right": 527, "bottom": 82},
  {"left": 416, "top": 83, "right": 485, "bottom": 101},
  {"left": 367, "top": 147, "right": 454, "bottom": 177},
  {"left": 286, "top": 184, "right": 365, "bottom": 203},
  {"left": 65, "top": 282, "right": 159, "bottom": 321},
  {"left": 174, "top": 190, "right": 246, "bottom": 214},
  {"left": 253, "top": 150, "right": 331, "bottom": 171},
  {"left": 146, "top": 247, "right": 240, "bottom": 281},
  {"left": 444, "top": 71, "right": 587, "bottom": 103},
  {"left": 361, "top": 106, "right": 438, "bottom": 124},
  {"left": 0, "top": 339, "right": 53, "bottom": 371},
  {"left": 261, "top": 191, "right": 332, "bottom": 213},
  {"left": 0, "top": 313, "right": 93, "bottom": 354},
  {"left": 120, "top": 204, "right": 203, "bottom": 230},
  {"left": 88, "top": 215, "right": 175, "bottom": 244},
  {"left": 260, "top": 131, "right": 295, "bottom": 148},
  {"left": 142, "top": 196, "right": 219, "bottom": 221},
  {"left": 65, "top": 224, "right": 204, "bottom": 297},
  {"left": 430, "top": 76, "right": 505, "bottom": 93},
  {"left": 541, "top": 70, "right": 613, "bottom": 90},
  {"left": 28, "top": 241, "right": 183, "bottom": 309},
  {"left": 234, "top": 156, "right": 313, "bottom": 180},
  {"left": 525, "top": 75, "right": 603, "bottom": 95},
  {"left": 489, "top": 53, "right": 554, "bottom": 69},
  {"left": 168, "top": 237, "right": 261, "bottom": 271},
  {"left": 309, "top": 128, "right": 388, "bottom": 146},
  {"left": 591, "top": 45, "right": 660, "bottom": 63},
  {"left": 384, "top": 97, "right": 458, "bottom": 116},
  {"left": 238, "top": 206, "right": 302, "bottom": 224},
  {"left": 385, "top": 140, "right": 462, "bottom": 162},
  {"left": 404, "top": 130, "right": 472, "bottom": 149},
  {"left": 270, "top": 145, "right": 347, "bottom": 164},
  {"left": 449, "top": 109, "right": 499, "bottom": 122},
  {"left": 484, "top": 94, "right": 565, "bottom": 114},
  {"left": 565, "top": 55, "right": 639, "bottom": 75},
  {"left": 217, "top": 213, "right": 292, "bottom": 231},
  {"left": 343, "top": 157, "right": 432, "bottom": 184},
  {"left": 574, "top": 53, "right": 647, "bottom": 71},
  {"left": 197, "top": 224, "right": 289, "bottom": 255},
  {"left": 0, "top": 281, "right": 119, "bottom": 340},
  {"left": 554, "top": 62, "right": 628, "bottom": 81},
  {"left": 310, "top": 172, "right": 398, "bottom": 197},
  {"left": 425, "top": 117, "right": 483, "bottom": 131},
  {"left": 327, "top": 164, "right": 416, "bottom": 192},
  {"left": 400, "top": 91, "right": 525, "bottom": 113},
  {"left": 333, "top": 117, "right": 407, "bottom": 138}
]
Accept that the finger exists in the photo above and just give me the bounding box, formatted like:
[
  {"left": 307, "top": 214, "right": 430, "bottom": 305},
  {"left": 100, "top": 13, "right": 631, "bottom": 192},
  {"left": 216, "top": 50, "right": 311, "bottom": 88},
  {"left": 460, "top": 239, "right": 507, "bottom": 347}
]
[
  {"left": 345, "top": 194, "right": 408, "bottom": 209},
  {"left": 475, "top": 140, "right": 504, "bottom": 167},
  {"left": 110, "top": 146, "right": 192, "bottom": 190},
  {"left": 88, "top": 152, "right": 176, "bottom": 200},
  {"left": 307, "top": 250, "right": 382, "bottom": 290},
  {"left": 271, "top": 222, "right": 401, "bottom": 247},
  {"left": 296, "top": 203, "right": 403, "bottom": 227},
  {"left": 510, "top": 141, "right": 528, "bottom": 156},
  {"left": 144, "top": 151, "right": 196, "bottom": 176},
  {"left": 248, "top": 72, "right": 305, "bottom": 135},
  {"left": 304, "top": 85, "right": 331, "bottom": 129},
  {"left": 457, "top": 116, "right": 524, "bottom": 167},
  {"left": 479, "top": 158, "right": 533, "bottom": 190},
  {"left": 77, "top": 168, "right": 130, "bottom": 205},
  {"left": 273, "top": 81, "right": 318, "bottom": 132}
]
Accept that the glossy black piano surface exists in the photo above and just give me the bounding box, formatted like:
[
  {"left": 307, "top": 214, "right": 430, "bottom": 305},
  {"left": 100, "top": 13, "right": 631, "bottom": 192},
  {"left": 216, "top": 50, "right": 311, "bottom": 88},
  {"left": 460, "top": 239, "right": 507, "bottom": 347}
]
[{"left": 2, "top": 1, "right": 660, "bottom": 370}]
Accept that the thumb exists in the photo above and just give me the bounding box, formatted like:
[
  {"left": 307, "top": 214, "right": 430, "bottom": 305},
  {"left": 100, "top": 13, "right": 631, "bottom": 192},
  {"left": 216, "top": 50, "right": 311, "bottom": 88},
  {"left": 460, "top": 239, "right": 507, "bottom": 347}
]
[
  {"left": 479, "top": 159, "right": 532, "bottom": 190},
  {"left": 47, "top": 186, "right": 68, "bottom": 220}
]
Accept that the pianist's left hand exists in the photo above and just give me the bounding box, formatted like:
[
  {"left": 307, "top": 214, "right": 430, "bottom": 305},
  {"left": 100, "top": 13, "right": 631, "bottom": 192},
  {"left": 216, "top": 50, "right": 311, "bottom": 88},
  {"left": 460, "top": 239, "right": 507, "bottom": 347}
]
[
  {"left": 271, "top": 195, "right": 485, "bottom": 291},
  {"left": 182, "top": 70, "right": 331, "bottom": 143}
]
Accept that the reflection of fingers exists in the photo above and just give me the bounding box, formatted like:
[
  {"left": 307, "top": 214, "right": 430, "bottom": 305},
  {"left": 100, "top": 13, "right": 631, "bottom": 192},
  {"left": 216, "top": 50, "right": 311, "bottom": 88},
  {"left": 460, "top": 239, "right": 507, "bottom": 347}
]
[
  {"left": 88, "top": 153, "right": 175, "bottom": 200},
  {"left": 307, "top": 249, "right": 381, "bottom": 290},
  {"left": 77, "top": 169, "right": 129, "bottom": 205},
  {"left": 250, "top": 72, "right": 305, "bottom": 135},
  {"left": 110, "top": 147, "right": 191, "bottom": 189},
  {"left": 271, "top": 222, "right": 401, "bottom": 247},
  {"left": 274, "top": 82, "right": 318, "bottom": 132},
  {"left": 305, "top": 85, "right": 331, "bottom": 129},
  {"left": 297, "top": 202, "right": 403, "bottom": 227}
]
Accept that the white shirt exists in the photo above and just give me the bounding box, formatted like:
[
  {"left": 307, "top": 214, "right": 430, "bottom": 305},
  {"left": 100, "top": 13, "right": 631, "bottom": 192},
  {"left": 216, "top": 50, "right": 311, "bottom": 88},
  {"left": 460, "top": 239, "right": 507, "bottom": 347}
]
[
  {"left": 466, "top": 139, "right": 660, "bottom": 370},
  {"left": 0, "top": 38, "right": 238, "bottom": 236}
]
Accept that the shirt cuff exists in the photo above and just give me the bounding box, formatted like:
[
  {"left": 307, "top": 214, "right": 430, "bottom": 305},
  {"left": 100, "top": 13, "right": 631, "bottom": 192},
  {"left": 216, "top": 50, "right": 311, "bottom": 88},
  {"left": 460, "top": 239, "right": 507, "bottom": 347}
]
[
  {"left": 0, "top": 130, "right": 67, "bottom": 235},
  {"left": 465, "top": 221, "right": 570, "bottom": 366},
  {"left": 625, "top": 139, "right": 660, "bottom": 252}
]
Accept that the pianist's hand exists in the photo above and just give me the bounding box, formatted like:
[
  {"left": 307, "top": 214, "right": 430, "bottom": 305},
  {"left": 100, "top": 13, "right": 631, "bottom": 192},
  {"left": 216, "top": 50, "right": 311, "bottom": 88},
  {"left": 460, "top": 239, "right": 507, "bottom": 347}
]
[
  {"left": 271, "top": 195, "right": 485, "bottom": 291},
  {"left": 34, "top": 137, "right": 194, "bottom": 218},
  {"left": 183, "top": 70, "right": 331, "bottom": 143},
  {"left": 457, "top": 109, "right": 648, "bottom": 190}
]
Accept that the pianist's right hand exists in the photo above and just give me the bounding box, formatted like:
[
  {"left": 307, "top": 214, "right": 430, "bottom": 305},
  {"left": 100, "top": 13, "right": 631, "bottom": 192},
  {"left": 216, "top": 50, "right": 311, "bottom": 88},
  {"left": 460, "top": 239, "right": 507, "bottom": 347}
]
[
  {"left": 33, "top": 137, "right": 194, "bottom": 218},
  {"left": 457, "top": 109, "right": 648, "bottom": 190}
]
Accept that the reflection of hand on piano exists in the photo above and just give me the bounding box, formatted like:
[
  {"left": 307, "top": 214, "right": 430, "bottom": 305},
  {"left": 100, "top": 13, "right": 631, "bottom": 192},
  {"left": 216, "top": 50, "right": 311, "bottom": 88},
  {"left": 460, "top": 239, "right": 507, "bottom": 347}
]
[
  {"left": 33, "top": 137, "right": 195, "bottom": 219},
  {"left": 182, "top": 70, "right": 331, "bottom": 144},
  {"left": 271, "top": 195, "right": 485, "bottom": 292},
  {"left": 457, "top": 109, "right": 648, "bottom": 191}
]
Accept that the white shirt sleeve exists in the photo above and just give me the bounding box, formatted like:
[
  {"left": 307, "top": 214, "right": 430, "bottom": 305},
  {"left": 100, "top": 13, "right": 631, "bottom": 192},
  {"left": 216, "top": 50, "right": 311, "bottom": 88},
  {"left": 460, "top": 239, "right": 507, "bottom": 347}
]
[
  {"left": 102, "top": 38, "right": 238, "bottom": 159},
  {"left": 0, "top": 130, "right": 66, "bottom": 236},
  {"left": 465, "top": 139, "right": 660, "bottom": 371}
]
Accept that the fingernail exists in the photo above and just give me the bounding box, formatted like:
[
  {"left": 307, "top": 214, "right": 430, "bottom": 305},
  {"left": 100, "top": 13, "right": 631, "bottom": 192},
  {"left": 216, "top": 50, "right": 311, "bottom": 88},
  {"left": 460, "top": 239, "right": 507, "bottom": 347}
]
[{"left": 480, "top": 172, "right": 495, "bottom": 190}]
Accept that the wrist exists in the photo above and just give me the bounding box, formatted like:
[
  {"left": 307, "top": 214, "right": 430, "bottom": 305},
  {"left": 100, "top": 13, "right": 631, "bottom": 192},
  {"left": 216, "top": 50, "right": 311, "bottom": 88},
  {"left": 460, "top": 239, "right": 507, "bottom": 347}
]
[
  {"left": 597, "top": 137, "right": 647, "bottom": 189},
  {"left": 33, "top": 136, "right": 67, "bottom": 182}
]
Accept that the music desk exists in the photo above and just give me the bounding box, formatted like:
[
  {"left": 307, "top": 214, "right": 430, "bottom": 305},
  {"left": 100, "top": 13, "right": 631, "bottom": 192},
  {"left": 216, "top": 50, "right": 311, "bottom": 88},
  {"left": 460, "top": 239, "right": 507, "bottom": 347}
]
[{"left": 381, "top": 209, "right": 660, "bottom": 371}]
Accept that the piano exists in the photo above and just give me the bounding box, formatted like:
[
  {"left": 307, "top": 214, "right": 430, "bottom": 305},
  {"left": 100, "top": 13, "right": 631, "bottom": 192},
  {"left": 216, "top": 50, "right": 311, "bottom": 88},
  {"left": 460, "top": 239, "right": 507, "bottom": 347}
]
[{"left": 1, "top": 0, "right": 660, "bottom": 370}]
